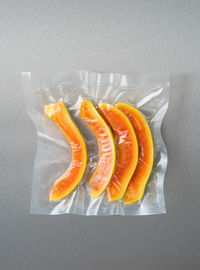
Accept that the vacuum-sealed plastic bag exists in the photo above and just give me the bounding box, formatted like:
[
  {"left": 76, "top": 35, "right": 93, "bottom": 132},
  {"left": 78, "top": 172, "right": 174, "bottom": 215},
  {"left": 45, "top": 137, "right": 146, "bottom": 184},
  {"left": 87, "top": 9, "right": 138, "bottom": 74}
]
[{"left": 22, "top": 71, "right": 169, "bottom": 215}]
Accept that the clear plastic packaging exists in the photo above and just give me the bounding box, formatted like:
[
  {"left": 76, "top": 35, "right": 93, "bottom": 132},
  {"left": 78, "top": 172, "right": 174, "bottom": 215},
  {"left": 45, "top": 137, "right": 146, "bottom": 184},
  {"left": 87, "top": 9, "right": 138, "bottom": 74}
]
[{"left": 22, "top": 71, "right": 169, "bottom": 215}]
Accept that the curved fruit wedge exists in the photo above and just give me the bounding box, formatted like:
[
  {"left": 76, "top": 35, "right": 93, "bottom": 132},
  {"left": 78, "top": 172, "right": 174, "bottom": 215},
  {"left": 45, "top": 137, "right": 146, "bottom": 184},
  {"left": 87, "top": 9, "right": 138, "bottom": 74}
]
[
  {"left": 98, "top": 103, "right": 138, "bottom": 201},
  {"left": 79, "top": 100, "right": 116, "bottom": 197},
  {"left": 115, "top": 103, "right": 154, "bottom": 204},
  {"left": 44, "top": 102, "right": 87, "bottom": 201}
]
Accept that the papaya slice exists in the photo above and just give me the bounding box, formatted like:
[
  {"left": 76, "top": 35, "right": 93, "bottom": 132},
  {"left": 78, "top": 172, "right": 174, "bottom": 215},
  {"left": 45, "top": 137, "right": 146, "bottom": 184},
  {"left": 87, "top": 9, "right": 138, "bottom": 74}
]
[
  {"left": 79, "top": 100, "right": 116, "bottom": 197},
  {"left": 115, "top": 103, "right": 154, "bottom": 204},
  {"left": 98, "top": 103, "right": 138, "bottom": 201},
  {"left": 44, "top": 102, "right": 87, "bottom": 201}
]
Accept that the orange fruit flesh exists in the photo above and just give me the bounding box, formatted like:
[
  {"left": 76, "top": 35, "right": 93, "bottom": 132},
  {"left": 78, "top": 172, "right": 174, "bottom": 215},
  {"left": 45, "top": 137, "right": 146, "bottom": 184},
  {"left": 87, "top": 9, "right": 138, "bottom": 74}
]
[
  {"left": 115, "top": 103, "right": 154, "bottom": 204},
  {"left": 98, "top": 103, "right": 138, "bottom": 201}
]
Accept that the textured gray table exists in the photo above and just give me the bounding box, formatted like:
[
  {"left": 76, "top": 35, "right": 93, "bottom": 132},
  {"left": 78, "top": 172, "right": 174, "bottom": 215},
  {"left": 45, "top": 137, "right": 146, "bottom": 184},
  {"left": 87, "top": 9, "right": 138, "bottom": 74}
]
[{"left": 1, "top": 1, "right": 200, "bottom": 269}]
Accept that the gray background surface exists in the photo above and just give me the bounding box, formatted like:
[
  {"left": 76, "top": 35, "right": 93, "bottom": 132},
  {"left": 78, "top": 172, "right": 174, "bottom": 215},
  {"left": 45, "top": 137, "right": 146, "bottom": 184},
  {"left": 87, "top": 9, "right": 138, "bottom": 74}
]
[{"left": 0, "top": 1, "right": 200, "bottom": 269}]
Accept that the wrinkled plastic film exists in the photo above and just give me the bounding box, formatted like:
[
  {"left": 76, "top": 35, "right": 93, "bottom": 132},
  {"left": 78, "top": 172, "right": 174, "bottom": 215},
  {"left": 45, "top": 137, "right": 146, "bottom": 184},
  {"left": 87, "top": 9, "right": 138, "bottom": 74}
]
[{"left": 22, "top": 71, "right": 169, "bottom": 215}]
